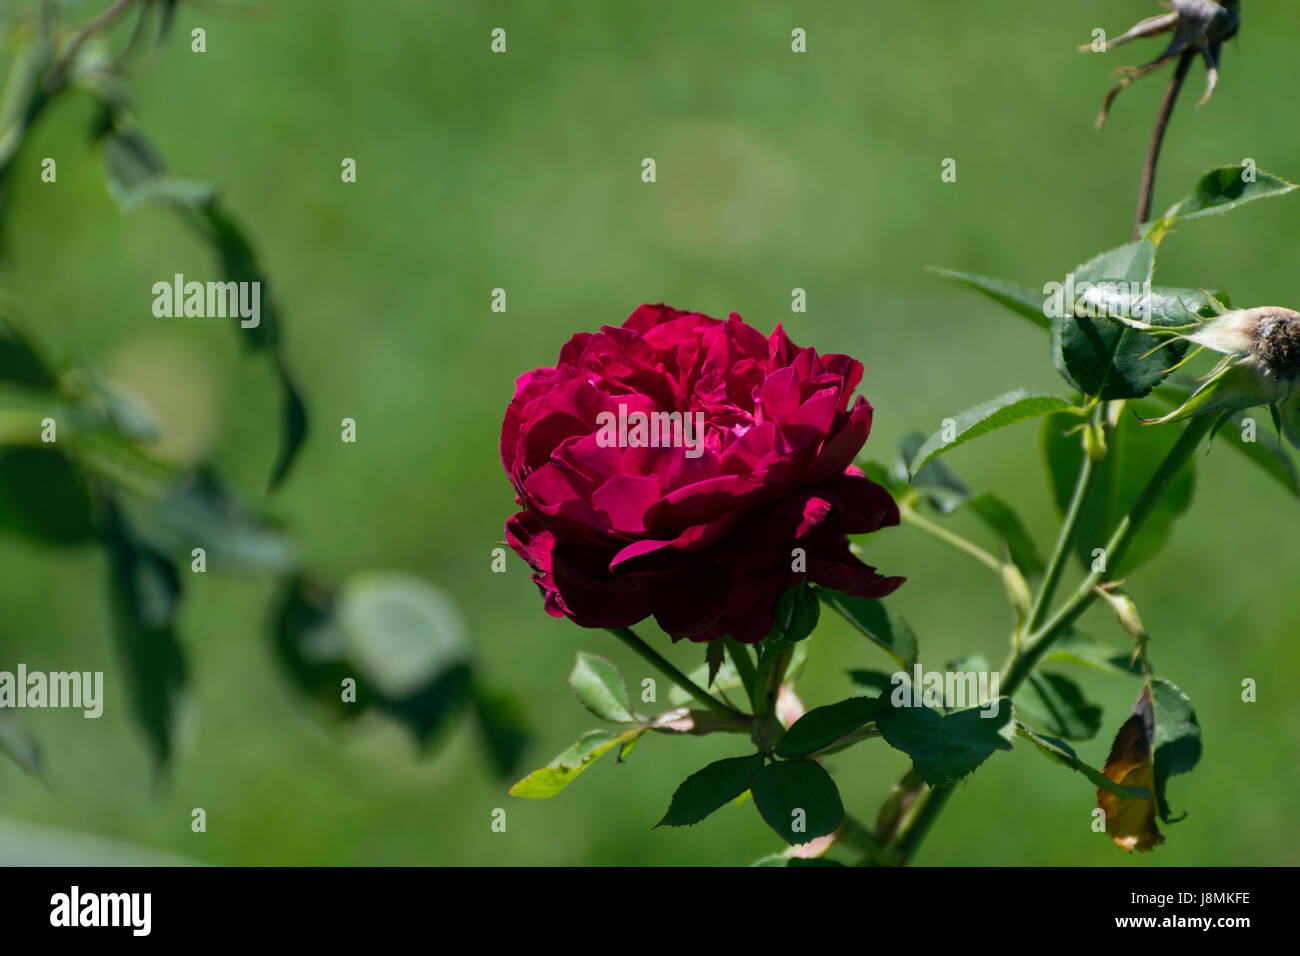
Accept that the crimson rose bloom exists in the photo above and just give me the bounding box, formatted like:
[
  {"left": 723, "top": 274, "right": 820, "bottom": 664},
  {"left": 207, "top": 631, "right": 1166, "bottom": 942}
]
[{"left": 501, "top": 304, "right": 903, "bottom": 644}]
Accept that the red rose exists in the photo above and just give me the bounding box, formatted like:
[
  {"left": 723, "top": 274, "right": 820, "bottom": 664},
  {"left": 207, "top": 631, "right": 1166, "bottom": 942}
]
[{"left": 501, "top": 304, "right": 903, "bottom": 643}]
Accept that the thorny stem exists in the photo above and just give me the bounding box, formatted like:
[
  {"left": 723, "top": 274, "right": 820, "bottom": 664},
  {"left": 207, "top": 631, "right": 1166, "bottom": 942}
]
[
  {"left": 606, "top": 627, "right": 746, "bottom": 724},
  {"left": 883, "top": 414, "right": 1214, "bottom": 864},
  {"left": 1134, "top": 49, "right": 1196, "bottom": 240}
]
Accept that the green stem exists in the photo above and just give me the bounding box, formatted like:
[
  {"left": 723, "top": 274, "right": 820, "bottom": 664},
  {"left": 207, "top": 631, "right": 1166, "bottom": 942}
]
[
  {"left": 606, "top": 627, "right": 745, "bottom": 723},
  {"left": 1004, "top": 413, "right": 1213, "bottom": 694},
  {"left": 888, "top": 414, "right": 1213, "bottom": 862},
  {"left": 1025, "top": 407, "right": 1101, "bottom": 633},
  {"left": 724, "top": 638, "right": 758, "bottom": 707},
  {"left": 891, "top": 785, "right": 955, "bottom": 864},
  {"left": 900, "top": 503, "right": 1003, "bottom": 574},
  {"left": 750, "top": 645, "right": 793, "bottom": 752}
]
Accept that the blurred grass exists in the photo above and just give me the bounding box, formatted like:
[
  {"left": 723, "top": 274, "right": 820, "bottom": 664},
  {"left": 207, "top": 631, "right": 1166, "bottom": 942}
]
[{"left": 1, "top": 0, "right": 1298, "bottom": 865}]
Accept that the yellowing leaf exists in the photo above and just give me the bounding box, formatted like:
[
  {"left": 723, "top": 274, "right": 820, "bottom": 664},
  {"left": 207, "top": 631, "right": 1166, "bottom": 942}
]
[{"left": 1097, "top": 687, "right": 1165, "bottom": 853}]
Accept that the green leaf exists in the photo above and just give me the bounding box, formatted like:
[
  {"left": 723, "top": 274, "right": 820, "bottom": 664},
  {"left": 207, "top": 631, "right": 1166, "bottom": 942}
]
[
  {"left": 818, "top": 590, "right": 917, "bottom": 670},
  {"left": 767, "top": 581, "right": 819, "bottom": 645},
  {"left": 569, "top": 652, "right": 636, "bottom": 723},
  {"left": 101, "top": 498, "right": 186, "bottom": 770},
  {"left": 1151, "top": 678, "right": 1202, "bottom": 823},
  {"left": 909, "top": 390, "right": 1072, "bottom": 477},
  {"left": 967, "top": 493, "right": 1045, "bottom": 575},
  {"left": 847, "top": 669, "right": 896, "bottom": 698},
  {"left": 748, "top": 759, "right": 845, "bottom": 845},
  {"left": 1154, "top": 384, "right": 1300, "bottom": 498},
  {"left": 1051, "top": 240, "right": 1193, "bottom": 399},
  {"left": 1042, "top": 407, "right": 1196, "bottom": 577},
  {"left": 877, "top": 698, "right": 1015, "bottom": 787},
  {"left": 0, "top": 446, "right": 95, "bottom": 545},
  {"left": 1042, "top": 629, "right": 1142, "bottom": 676},
  {"left": 668, "top": 655, "right": 743, "bottom": 706},
  {"left": 776, "top": 695, "right": 893, "bottom": 758},
  {"left": 1162, "top": 165, "right": 1297, "bottom": 224},
  {"left": 1015, "top": 722, "right": 1150, "bottom": 800},
  {"left": 1074, "top": 240, "right": 1154, "bottom": 286},
  {"left": 657, "top": 754, "right": 763, "bottom": 827},
  {"left": 929, "top": 267, "right": 1049, "bottom": 331},
  {"left": 1015, "top": 672, "right": 1103, "bottom": 740},
  {"left": 509, "top": 729, "right": 634, "bottom": 799},
  {"left": 898, "top": 433, "right": 970, "bottom": 513},
  {"left": 0, "top": 711, "right": 41, "bottom": 778}
]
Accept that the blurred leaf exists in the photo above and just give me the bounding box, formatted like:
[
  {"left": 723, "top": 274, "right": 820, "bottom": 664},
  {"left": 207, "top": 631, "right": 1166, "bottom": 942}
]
[
  {"left": 80, "top": 376, "right": 159, "bottom": 445},
  {"left": 0, "top": 310, "right": 56, "bottom": 389},
  {"left": 899, "top": 432, "right": 970, "bottom": 513},
  {"left": 569, "top": 652, "right": 635, "bottom": 723},
  {"left": 1042, "top": 408, "right": 1195, "bottom": 577},
  {"left": 748, "top": 759, "right": 844, "bottom": 846},
  {"left": 267, "top": 364, "right": 308, "bottom": 491},
  {"left": 317, "top": 571, "right": 479, "bottom": 745},
  {"left": 338, "top": 571, "right": 472, "bottom": 701},
  {"left": 775, "top": 695, "right": 892, "bottom": 758},
  {"left": 101, "top": 497, "right": 186, "bottom": 770},
  {"left": 1015, "top": 671, "right": 1103, "bottom": 740},
  {"left": 818, "top": 589, "right": 917, "bottom": 670},
  {"left": 657, "top": 754, "right": 762, "bottom": 827},
  {"left": 1162, "top": 165, "right": 1297, "bottom": 223},
  {"left": 929, "top": 267, "right": 1049, "bottom": 331},
  {"left": 470, "top": 682, "right": 530, "bottom": 780},
  {"left": 909, "top": 390, "right": 1071, "bottom": 477},
  {"left": 272, "top": 575, "right": 361, "bottom": 721},
  {"left": 967, "top": 492, "right": 1045, "bottom": 574},
  {"left": 93, "top": 111, "right": 309, "bottom": 490},
  {"left": 1015, "top": 722, "right": 1148, "bottom": 800},
  {"left": 0, "top": 446, "right": 95, "bottom": 545},
  {"left": 127, "top": 469, "right": 296, "bottom": 572},
  {"left": 858, "top": 459, "right": 909, "bottom": 501},
  {"left": 877, "top": 698, "right": 1015, "bottom": 787},
  {"left": 0, "top": 818, "right": 200, "bottom": 866},
  {"left": 509, "top": 729, "right": 634, "bottom": 799},
  {"left": 0, "top": 711, "right": 41, "bottom": 778}
]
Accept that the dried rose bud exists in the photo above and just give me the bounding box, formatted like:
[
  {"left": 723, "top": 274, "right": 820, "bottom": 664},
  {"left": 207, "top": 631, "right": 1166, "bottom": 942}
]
[
  {"left": 1142, "top": 306, "right": 1300, "bottom": 448},
  {"left": 1081, "top": 0, "right": 1241, "bottom": 129}
]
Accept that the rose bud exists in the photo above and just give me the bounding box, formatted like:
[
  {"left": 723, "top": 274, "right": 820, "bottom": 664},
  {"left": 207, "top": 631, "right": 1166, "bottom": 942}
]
[
  {"left": 501, "top": 304, "right": 904, "bottom": 644},
  {"left": 1081, "top": 0, "right": 1241, "bottom": 129},
  {"left": 1140, "top": 306, "right": 1300, "bottom": 448}
]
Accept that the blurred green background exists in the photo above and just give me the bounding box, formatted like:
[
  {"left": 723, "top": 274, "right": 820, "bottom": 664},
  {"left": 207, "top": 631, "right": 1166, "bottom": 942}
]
[{"left": 2, "top": 0, "right": 1298, "bottom": 865}]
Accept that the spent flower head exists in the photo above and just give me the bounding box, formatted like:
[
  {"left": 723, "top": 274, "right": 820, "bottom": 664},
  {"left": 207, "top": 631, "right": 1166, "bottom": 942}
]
[
  {"left": 1140, "top": 303, "right": 1300, "bottom": 448},
  {"left": 1082, "top": 0, "right": 1241, "bottom": 129}
]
